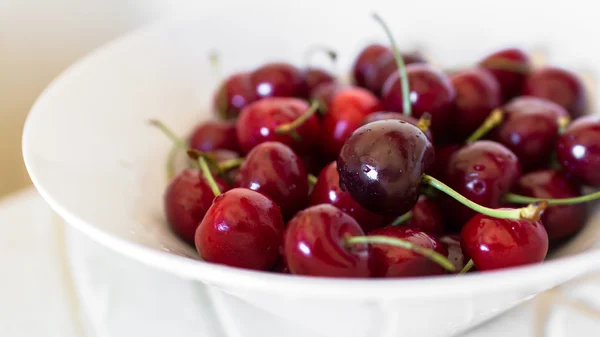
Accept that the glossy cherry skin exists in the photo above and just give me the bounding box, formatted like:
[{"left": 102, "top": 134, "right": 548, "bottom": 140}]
[
  {"left": 236, "top": 97, "right": 319, "bottom": 155},
  {"left": 320, "top": 87, "right": 381, "bottom": 160},
  {"left": 478, "top": 48, "right": 531, "bottom": 101},
  {"left": 250, "top": 62, "right": 302, "bottom": 99},
  {"left": 427, "top": 144, "right": 460, "bottom": 181},
  {"left": 450, "top": 68, "right": 502, "bottom": 141},
  {"left": 310, "top": 82, "right": 346, "bottom": 113},
  {"left": 556, "top": 115, "right": 600, "bottom": 187},
  {"left": 164, "top": 169, "right": 230, "bottom": 245},
  {"left": 213, "top": 72, "right": 257, "bottom": 119},
  {"left": 523, "top": 67, "right": 587, "bottom": 118},
  {"left": 283, "top": 204, "right": 370, "bottom": 277},
  {"left": 188, "top": 120, "right": 240, "bottom": 153},
  {"left": 337, "top": 119, "right": 435, "bottom": 216},
  {"left": 439, "top": 234, "right": 466, "bottom": 273},
  {"left": 381, "top": 63, "right": 456, "bottom": 139},
  {"left": 460, "top": 213, "right": 549, "bottom": 271},
  {"left": 310, "top": 162, "right": 384, "bottom": 232},
  {"left": 442, "top": 141, "right": 522, "bottom": 227},
  {"left": 362, "top": 112, "right": 433, "bottom": 142},
  {"left": 195, "top": 188, "right": 284, "bottom": 271},
  {"left": 403, "top": 196, "right": 445, "bottom": 235},
  {"left": 492, "top": 96, "right": 568, "bottom": 171},
  {"left": 512, "top": 169, "right": 586, "bottom": 241},
  {"left": 298, "top": 67, "right": 335, "bottom": 99},
  {"left": 368, "top": 226, "right": 447, "bottom": 277},
  {"left": 235, "top": 141, "right": 308, "bottom": 219}
]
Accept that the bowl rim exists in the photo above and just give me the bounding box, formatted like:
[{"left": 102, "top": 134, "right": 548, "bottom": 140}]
[{"left": 22, "top": 16, "right": 600, "bottom": 299}]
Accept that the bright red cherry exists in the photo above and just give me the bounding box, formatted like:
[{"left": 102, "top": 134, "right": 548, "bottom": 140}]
[
  {"left": 450, "top": 68, "right": 502, "bottom": 141},
  {"left": 479, "top": 48, "right": 531, "bottom": 101},
  {"left": 512, "top": 169, "right": 586, "bottom": 241},
  {"left": 195, "top": 188, "right": 284, "bottom": 271},
  {"left": 439, "top": 234, "right": 466, "bottom": 273},
  {"left": 362, "top": 112, "right": 433, "bottom": 142},
  {"left": 310, "top": 162, "right": 384, "bottom": 232},
  {"left": 235, "top": 141, "right": 308, "bottom": 219},
  {"left": 250, "top": 62, "right": 302, "bottom": 99},
  {"left": 188, "top": 120, "right": 240, "bottom": 153},
  {"left": 298, "top": 67, "right": 335, "bottom": 99},
  {"left": 368, "top": 226, "right": 447, "bottom": 277},
  {"left": 460, "top": 213, "right": 549, "bottom": 271},
  {"left": 403, "top": 196, "right": 445, "bottom": 235},
  {"left": 523, "top": 66, "right": 588, "bottom": 118},
  {"left": 236, "top": 97, "right": 319, "bottom": 155},
  {"left": 556, "top": 115, "right": 600, "bottom": 187},
  {"left": 213, "top": 72, "right": 257, "bottom": 120},
  {"left": 283, "top": 204, "right": 370, "bottom": 277},
  {"left": 381, "top": 63, "right": 456, "bottom": 139}
]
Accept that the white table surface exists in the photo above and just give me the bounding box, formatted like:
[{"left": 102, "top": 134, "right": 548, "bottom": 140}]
[{"left": 1, "top": 187, "right": 599, "bottom": 337}]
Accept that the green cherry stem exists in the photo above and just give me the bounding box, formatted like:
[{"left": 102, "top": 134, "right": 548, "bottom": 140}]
[
  {"left": 459, "top": 259, "right": 474, "bottom": 274},
  {"left": 465, "top": 108, "right": 504, "bottom": 144},
  {"left": 219, "top": 157, "right": 244, "bottom": 172},
  {"left": 275, "top": 101, "right": 320, "bottom": 136},
  {"left": 558, "top": 115, "right": 571, "bottom": 135},
  {"left": 346, "top": 235, "right": 456, "bottom": 272},
  {"left": 421, "top": 174, "right": 547, "bottom": 221},
  {"left": 304, "top": 45, "right": 337, "bottom": 67},
  {"left": 149, "top": 119, "right": 195, "bottom": 179},
  {"left": 504, "top": 191, "right": 600, "bottom": 206},
  {"left": 390, "top": 211, "right": 413, "bottom": 226},
  {"left": 187, "top": 150, "right": 221, "bottom": 197},
  {"left": 417, "top": 113, "right": 432, "bottom": 134},
  {"left": 308, "top": 174, "right": 318, "bottom": 185},
  {"left": 373, "top": 13, "right": 412, "bottom": 117}
]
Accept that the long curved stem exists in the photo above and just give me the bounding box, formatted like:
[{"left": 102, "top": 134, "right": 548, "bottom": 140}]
[
  {"left": 218, "top": 157, "right": 244, "bottom": 172},
  {"left": 504, "top": 191, "right": 600, "bottom": 206},
  {"left": 465, "top": 109, "right": 504, "bottom": 144},
  {"left": 275, "top": 101, "right": 320, "bottom": 135},
  {"left": 188, "top": 150, "right": 221, "bottom": 197},
  {"left": 390, "top": 211, "right": 413, "bottom": 226},
  {"left": 459, "top": 259, "right": 474, "bottom": 274}
]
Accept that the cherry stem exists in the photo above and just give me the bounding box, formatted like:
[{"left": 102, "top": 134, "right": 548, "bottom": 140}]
[
  {"left": 390, "top": 211, "right": 413, "bottom": 226},
  {"left": 346, "top": 235, "right": 455, "bottom": 272},
  {"left": 505, "top": 191, "right": 600, "bottom": 206},
  {"left": 372, "top": 13, "right": 412, "bottom": 117},
  {"left": 209, "top": 50, "right": 221, "bottom": 82},
  {"left": 187, "top": 150, "right": 221, "bottom": 197},
  {"left": 165, "top": 145, "right": 179, "bottom": 180},
  {"left": 558, "top": 116, "right": 571, "bottom": 135},
  {"left": 417, "top": 113, "right": 432, "bottom": 134},
  {"left": 149, "top": 119, "right": 197, "bottom": 179},
  {"left": 304, "top": 45, "right": 337, "bottom": 68},
  {"left": 218, "top": 157, "right": 244, "bottom": 171},
  {"left": 459, "top": 259, "right": 474, "bottom": 274},
  {"left": 308, "top": 174, "right": 318, "bottom": 185},
  {"left": 275, "top": 101, "right": 320, "bottom": 136},
  {"left": 421, "top": 174, "right": 547, "bottom": 221},
  {"left": 465, "top": 108, "right": 504, "bottom": 144},
  {"left": 481, "top": 58, "right": 530, "bottom": 74}
]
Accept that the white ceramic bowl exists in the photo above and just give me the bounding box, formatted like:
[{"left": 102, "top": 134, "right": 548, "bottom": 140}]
[{"left": 22, "top": 1, "right": 600, "bottom": 336}]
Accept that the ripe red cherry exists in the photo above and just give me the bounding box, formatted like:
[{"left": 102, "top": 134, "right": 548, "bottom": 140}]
[
  {"left": 362, "top": 112, "right": 433, "bottom": 142},
  {"left": 298, "top": 67, "right": 335, "bottom": 99},
  {"left": 236, "top": 97, "right": 319, "bottom": 155},
  {"left": 235, "top": 141, "right": 308, "bottom": 219},
  {"left": 320, "top": 87, "right": 381, "bottom": 160},
  {"left": 337, "top": 119, "right": 434, "bottom": 216},
  {"left": 402, "top": 196, "right": 445, "bottom": 235},
  {"left": 556, "top": 115, "right": 600, "bottom": 187},
  {"left": 492, "top": 96, "right": 568, "bottom": 171},
  {"left": 164, "top": 169, "right": 230, "bottom": 245},
  {"left": 479, "top": 48, "right": 531, "bottom": 101},
  {"left": 213, "top": 72, "right": 257, "bottom": 120},
  {"left": 368, "top": 226, "right": 447, "bottom": 277},
  {"left": 460, "top": 213, "right": 549, "bottom": 271},
  {"left": 195, "top": 188, "right": 284, "bottom": 271},
  {"left": 283, "top": 204, "right": 370, "bottom": 277},
  {"left": 310, "top": 162, "right": 384, "bottom": 232},
  {"left": 439, "top": 234, "right": 466, "bottom": 273},
  {"left": 512, "top": 169, "right": 586, "bottom": 241},
  {"left": 188, "top": 120, "right": 240, "bottom": 153},
  {"left": 442, "top": 141, "right": 522, "bottom": 226},
  {"left": 310, "top": 82, "right": 346, "bottom": 113},
  {"left": 381, "top": 63, "right": 456, "bottom": 139},
  {"left": 522, "top": 67, "right": 588, "bottom": 118},
  {"left": 250, "top": 62, "right": 302, "bottom": 99},
  {"left": 450, "top": 68, "right": 502, "bottom": 141}
]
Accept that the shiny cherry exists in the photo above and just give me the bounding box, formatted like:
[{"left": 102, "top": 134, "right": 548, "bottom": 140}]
[
  {"left": 337, "top": 119, "right": 434, "bottom": 216},
  {"left": 195, "top": 188, "right": 284, "bottom": 270},
  {"left": 478, "top": 48, "right": 531, "bottom": 101},
  {"left": 250, "top": 62, "right": 302, "bottom": 99},
  {"left": 492, "top": 96, "right": 568, "bottom": 171},
  {"left": 188, "top": 120, "right": 240, "bottom": 153},
  {"left": 310, "top": 82, "right": 346, "bottom": 113},
  {"left": 403, "top": 196, "right": 445, "bottom": 235},
  {"left": 460, "top": 213, "right": 549, "bottom": 271},
  {"left": 512, "top": 169, "right": 586, "bottom": 241},
  {"left": 298, "top": 67, "right": 335, "bottom": 99},
  {"left": 368, "top": 226, "right": 447, "bottom": 277},
  {"left": 439, "top": 234, "right": 466, "bottom": 273},
  {"left": 235, "top": 141, "right": 308, "bottom": 219},
  {"left": 310, "top": 162, "right": 384, "bottom": 232},
  {"left": 236, "top": 97, "right": 319, "bottom": 155},
  {"left": 362, "top": 112, "right": 433, "bottom": 142},
  {"left": 213, "top": 72, "right": 257, "bottom": 119},
  {"left": 450, "top": 68, "right": 502, "bottom": 141},
  {"left": 442, "top": 141, "right": 522, "bottom": 226},
  {"left": 164, "top": 169, "right": 230, "bottom": 245},
  {"left": 320, "top": 87, "right": 381, "bottom": 160},
  {"left": 381, "top": 63, "right": 456, "bottom": 138},
  {"left": 523, "top": 66, "right": 588, "bottom": 118},
  {"left": 283, "top": 204, "right": 370, "bottom": 277},
  {"left": 556, "top": 115, "right": 600, "bottom": 187}
]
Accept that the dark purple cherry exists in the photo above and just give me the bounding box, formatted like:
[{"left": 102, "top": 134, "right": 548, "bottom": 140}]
[
  {"left": 362, "top": 112, "right": 433, "bottom": 142},
  {"left": 557, "top": 115, "right": 600, "bottom": 187},
  {"left": 427, "top": 144, "right": 460, "bottom": 181},
  {"left": 523, "top": 66, "right": 587, "bottom": 118},
  {"left": 403, "top": 196, "right": 445, "bottom": 235},
  {"left": 213, "top": 72, "right": 257, "bottom": 120},
  {"left": 368, "top": 226, "right": 447, "bottom": 277},
  {"left": 235, "top": 141, "right": 308, "bottom": 219},
  {"left": 298, "top": 67, "right": 335, "bottom": 99},
  {"left": 310, "top": 162, "right": 384, "bottom": 232},
  {"left": 479, "top": 48, "right": 531, "bottom": 101},
  {"left": 195, "top": 188, "right": 284, "bottom": 270},
  {"left": 439, "top": 234, "right": 466, "bottom": 273},
  {"left": 460, "top": 213, "right": 548, "bottom": 271},
  {"left": 188, "top": 120, "right": 240, "bottom": 153},
  {"left": 250, "top": 62, "right": 302, "bottom": 99},
  {"left": 283, "top": 204, "right": 370, "bottom": 277},
  {"left": 337, "top": 119, "right": 435, "bottom": 216}
]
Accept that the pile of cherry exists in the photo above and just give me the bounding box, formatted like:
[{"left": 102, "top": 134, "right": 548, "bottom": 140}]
[{"left": 153, "top": 15, "right": 600, "bottom": 278}]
